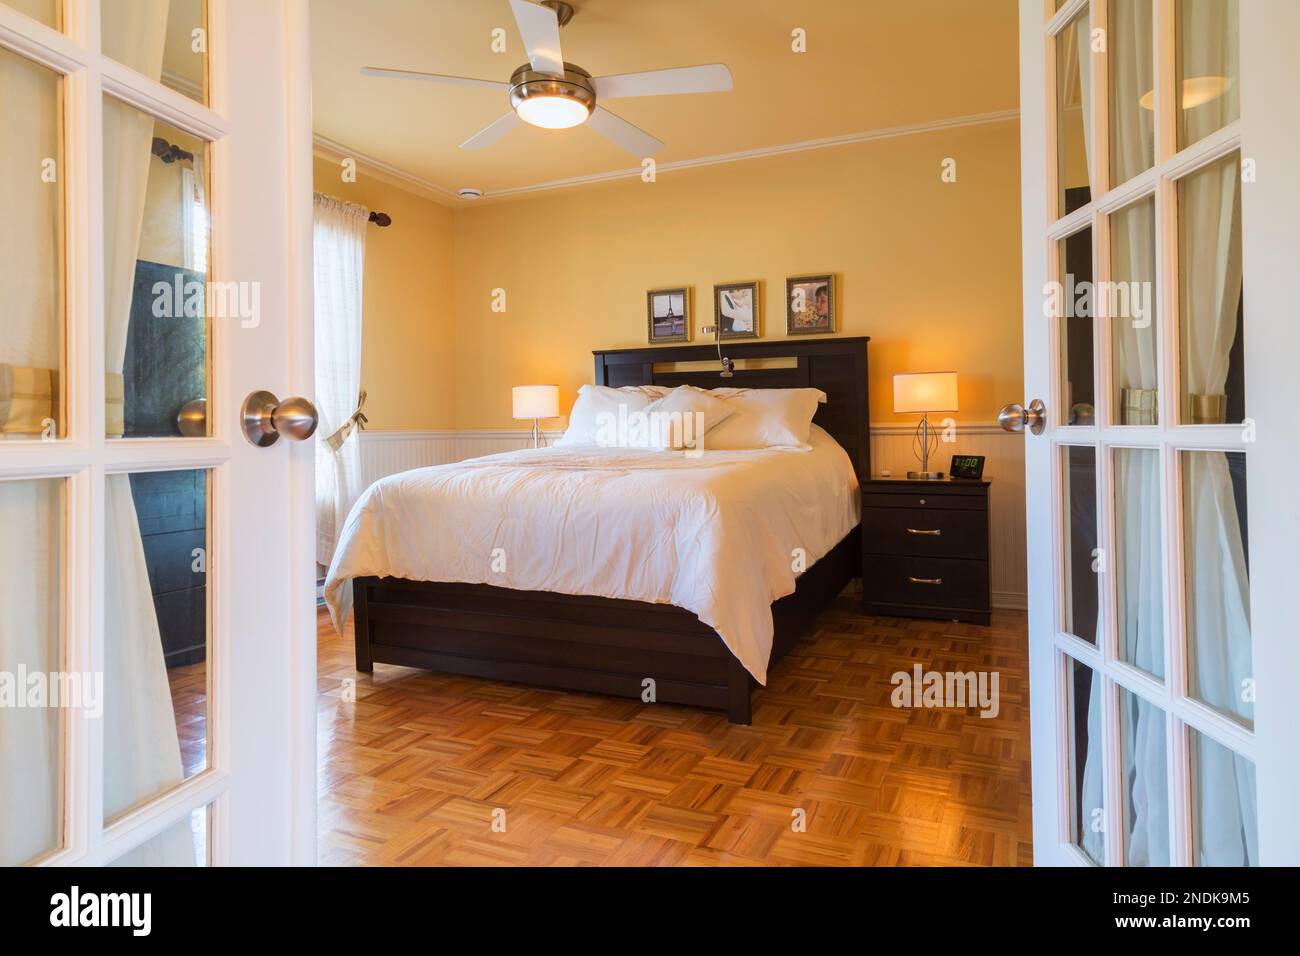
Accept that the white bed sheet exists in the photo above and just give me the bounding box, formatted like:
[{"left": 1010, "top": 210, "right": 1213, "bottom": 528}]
[{"left": 324, "top": 424, "right": 860, "bottom": 683}]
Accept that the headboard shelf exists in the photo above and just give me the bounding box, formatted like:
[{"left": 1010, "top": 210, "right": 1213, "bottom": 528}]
[{"left": 592, "top": 337, "right": 871, "bottom": 482}]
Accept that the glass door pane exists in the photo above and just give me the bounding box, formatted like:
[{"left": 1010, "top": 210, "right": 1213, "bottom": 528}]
[
  {"left": 103, "top": 97, "right": 211, "bottom": 439},
  {"left": 110, "top": 804, "right": 210, "bottom": 867},
  {"left": 1178, "top": 152, "right": 1244, "bottom": 425},
  {"left": 1114, "top": 447, "right": 1164, "bottom": 677},
  {"left": 1059, "top": 227, "right": 1095, "bottom": 425},
  {"left": 0, "top": 477, "right": 64, "bottom": 865},
  {"left": 1062, "top": 446, "right": 1099, "bottom": 644},
  {"left": 2, "top": 0, "right": 59, "bottom": 29},
  {"left": 1189, "top": 729, "right": 1256, "bottom": 865},
  {"left": 104, "top": 468, "right": 209, "bottom": 829},
  {"left": 1110, "top": 197, "right": 1158, "bottom": 425},
  {"left": 1119, "top": 688, "right": 1169, "bottom": 865},
  {"left": 1068, "top": 658, "right": 1104, "bottom": 864},
  {"left": 102, "top": 0, "right": 209, "bottom": 105},
  {"left": 1109, "top": 0, "right": 1155, "bottom": 186},
  {"left": 1176, "top": 0, "right": 1240, "bottom": 150},
  {"left": 0, "top": 45, "right": 65, "bottom": 440},
  {"left": 1182, "top": 450, "right": 1251, "bottom": 727},
  {"left": 1056, "top": 6, "right": 1093, "bottom": 216}
]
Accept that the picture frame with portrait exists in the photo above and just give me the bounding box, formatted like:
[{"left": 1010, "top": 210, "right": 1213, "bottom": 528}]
[
  {"left": 785, "top": 274, "right": 835, "bottom": 335},
  {"left": 713, "top": 281, "right": 760, "bottom": 339}
]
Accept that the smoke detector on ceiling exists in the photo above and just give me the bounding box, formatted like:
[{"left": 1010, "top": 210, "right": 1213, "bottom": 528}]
[{"left": 457, "top": 187, "right": 484, "bottom": 200}]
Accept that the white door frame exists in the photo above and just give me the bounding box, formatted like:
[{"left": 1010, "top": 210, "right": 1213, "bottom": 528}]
[
  {"left": 1018, "top": 0, "right": 1300, "bottom": 866},
  {"left": 0, "top": 0, "right": 316, "bottom": 866}
]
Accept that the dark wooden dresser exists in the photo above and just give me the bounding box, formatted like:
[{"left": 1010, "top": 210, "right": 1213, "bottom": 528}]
[{"left": 860, "top": 477, "right": 991, "bottom": 626}]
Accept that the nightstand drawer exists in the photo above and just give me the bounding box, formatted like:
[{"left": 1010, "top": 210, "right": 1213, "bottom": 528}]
[
  {"left": 862, "top": 555, "right": 989, "bottom": 611},
  {"left": 862, "top": 507, "right": 987, "bottom": 559},
  {"left": 861, "top": 490, "right": 986, "bottom": 511}
]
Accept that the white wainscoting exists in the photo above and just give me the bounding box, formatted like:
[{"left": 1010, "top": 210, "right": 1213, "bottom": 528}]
[{"left": 358, "top": 424, "right": 1028, "bottom": 609}]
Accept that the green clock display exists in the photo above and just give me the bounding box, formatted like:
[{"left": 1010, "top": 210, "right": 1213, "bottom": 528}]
[{"left": 949, "top": 455, "right": 986, "bottom": 480}]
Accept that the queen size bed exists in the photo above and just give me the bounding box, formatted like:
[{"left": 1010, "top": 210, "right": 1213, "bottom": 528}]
[{"left": 325, "top": 337, "right": 870, "bottom": 723}]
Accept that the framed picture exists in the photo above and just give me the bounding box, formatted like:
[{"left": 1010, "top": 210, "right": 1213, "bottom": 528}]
[
  {"left": 713, "top": 281, "right": 760, "bottom": 339},
  {"left": 786, "top": 274, "right": 835, "bottom": 335},
  {"left": 646, "top": 287, "right": 690, "bottom": 343}
]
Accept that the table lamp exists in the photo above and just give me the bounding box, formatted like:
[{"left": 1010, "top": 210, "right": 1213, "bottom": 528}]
[
  {"left": 512, "top": 384, "right": 559, "bottom": 448},
  {"left": 893, "top": 371, "right": 958, "bottom": 480}
]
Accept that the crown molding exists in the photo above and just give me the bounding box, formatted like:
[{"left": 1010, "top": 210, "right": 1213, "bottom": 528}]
[
  {"left": 482, "top": 108, "right": 1020, "bottom": 202},
  {"left": 312, "top": 134, "right": 461, "bottom": 205},
  {"left": 311, "top": 108, "right": 1018, "bottom": 208}
]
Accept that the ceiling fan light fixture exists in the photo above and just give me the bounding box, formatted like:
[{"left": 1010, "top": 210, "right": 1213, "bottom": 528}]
[
  {"left": 509, "top": 62, "right": 596, "bottom": 130},
  {"left": 517, "top": 94, "right": 590, "bottom": 129}
]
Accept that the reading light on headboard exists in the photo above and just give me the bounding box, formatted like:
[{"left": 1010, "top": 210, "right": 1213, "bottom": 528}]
[{"left": 697, "top": 324, "right": 734, "bottom": 377}]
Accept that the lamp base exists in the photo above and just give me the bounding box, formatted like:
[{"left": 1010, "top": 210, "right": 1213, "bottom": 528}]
[{"left": 906, "top": 470, "right": 946, "bottom": 480}]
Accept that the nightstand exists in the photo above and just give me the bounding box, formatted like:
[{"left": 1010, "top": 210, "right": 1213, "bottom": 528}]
[{"left": 860, "top": 477, "right": 991, "bottom": 626}]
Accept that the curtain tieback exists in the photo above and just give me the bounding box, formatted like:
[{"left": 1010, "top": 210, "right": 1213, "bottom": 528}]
[
  {"left": 1189, "top": 392, "right": 1227, "bottom": 425},
  {"left": 324, "top": 389, "right": 368, "bottom": 452},
  {"left": 1120, "top": 387, "right": 1158, "bottom": 426}
]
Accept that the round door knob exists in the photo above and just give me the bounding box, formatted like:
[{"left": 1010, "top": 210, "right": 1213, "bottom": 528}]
[
  {"left": 998, "top": 398, "right": 1047, "bottom": 435},
  {"left": 241, "top": 390, "right": 319, "bottom": 446}
]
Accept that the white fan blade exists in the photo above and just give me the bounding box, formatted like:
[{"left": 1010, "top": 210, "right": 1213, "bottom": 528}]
[
  {"left": 509, "top": 0, "right": 566, "bottom": 77},
  {"left": 361, "top": 67, "right": 509, "bottom": 92},
  {"left": 459, "top": 112, "right": 522, "bottom": 149},
  {"left": 593, "top": 64, "right": 733, "bottom": 99},
  {"left": 586, "top": 106, "right": 665, "bottom": 158}
]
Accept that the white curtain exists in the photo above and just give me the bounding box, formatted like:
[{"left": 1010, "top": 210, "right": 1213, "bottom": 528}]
[
  {"left": 1109, "top": 4, "right": 1164, "bottom": 861},
  {"left": 1178, "top": 0, "right": 1254, "bottom": 864},
  {"left": 0, "top": 39, "right": 64, "bottom": 865},
  {"left": 313, "top": 194, "right": 368, "bottom": 567},
  {"left": 99, "top": 4, "right": 194, "bottom": 866}
]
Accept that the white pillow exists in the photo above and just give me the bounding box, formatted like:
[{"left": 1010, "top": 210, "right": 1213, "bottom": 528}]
[
  {"left": 703, "top": 387, "right": 827, "bottom": 449},
  {"left": 643, "top": 385, "right": 736, "bottom": 451},
  {"left": 555, "top": 384, "right": 671, "bottom": 446}
]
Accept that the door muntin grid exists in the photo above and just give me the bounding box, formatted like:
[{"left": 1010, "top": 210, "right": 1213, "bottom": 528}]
[
  {"left": 0, "top": 0, "right": 228, "bottom": 866},
  {"left": 1044, "top": 0, "right": 1254, "bottom": 867}
]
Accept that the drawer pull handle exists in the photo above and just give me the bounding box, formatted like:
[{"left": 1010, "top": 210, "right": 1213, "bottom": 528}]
[
  {"left": 906, "top": 528, "right": 943, "bottom": 536},
  {"left": 908, "top": 576, "right": 944, "bottom": 585}
]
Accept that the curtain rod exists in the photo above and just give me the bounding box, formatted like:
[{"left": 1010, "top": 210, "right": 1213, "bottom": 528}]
[
  {"left": 151, "top": 136, "right": 193, "bottom": 164},
  {"left": 368, "top": 211, "right": 391, "bottom": 227}
]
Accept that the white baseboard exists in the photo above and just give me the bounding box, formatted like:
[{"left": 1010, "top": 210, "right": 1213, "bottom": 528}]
[{"left": 992, "top": 591, "right": 1028, "bottom": 611}]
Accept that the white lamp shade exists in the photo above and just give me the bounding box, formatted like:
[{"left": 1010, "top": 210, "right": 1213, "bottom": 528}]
[
  {"left": 512, "top": 384, "right": 560, "bottom": 420},
  {"left": 893, "top": 371, "right": 959, "bottom": 413}
]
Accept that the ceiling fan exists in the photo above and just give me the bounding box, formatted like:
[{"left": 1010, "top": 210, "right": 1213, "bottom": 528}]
[{"left": 361, "top": 0, "right": 733, "bottom": 158}]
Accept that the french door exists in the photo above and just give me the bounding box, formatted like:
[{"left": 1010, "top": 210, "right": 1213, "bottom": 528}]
[
  {"left": 1016, "top": 0, "right": 1300, "bottom": 865},
  {"left": 0, "top": 0, "right": 316, "bottom": 866}
]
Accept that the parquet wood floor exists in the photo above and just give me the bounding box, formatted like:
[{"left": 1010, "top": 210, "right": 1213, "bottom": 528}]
[{"left": 315, "top": 595, "right": 1033, "bottom": 867}]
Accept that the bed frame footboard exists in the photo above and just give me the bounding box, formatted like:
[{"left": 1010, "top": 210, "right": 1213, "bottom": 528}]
[{"left": 350, "top": 526, "right": 859, "bottom": 724}]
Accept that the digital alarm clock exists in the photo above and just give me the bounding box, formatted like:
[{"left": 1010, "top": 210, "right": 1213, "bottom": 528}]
[{"left": 949, "top": 454, "right": 986, "bottom": 480}]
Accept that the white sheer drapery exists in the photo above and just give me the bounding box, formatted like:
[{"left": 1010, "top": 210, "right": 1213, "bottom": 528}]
[
  {"left": 1178, "top": 1, "right": 1254, "bottom": 863},
  {"left": 1110, "top": 9, "right": 1164, "bottom": 860},
  {"left": 313, "top": 194, "right": 368, "bottom": 566},
  {"left": 100, "top": 3, "right": 194, "bottom": 866},
  {"left": 0, "top": 41, "right": 64, "bottom": 866}
]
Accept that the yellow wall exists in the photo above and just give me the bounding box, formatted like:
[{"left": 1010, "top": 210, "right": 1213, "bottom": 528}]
[
  {"left": 317, "top": 118, "right": 1022, "bottom": 431},
  {"left": 312, "top": 156, "right": 457, "bottom": 430},
  {"left": 449, "top": 120, "right": 1023, "bottom": 428}
]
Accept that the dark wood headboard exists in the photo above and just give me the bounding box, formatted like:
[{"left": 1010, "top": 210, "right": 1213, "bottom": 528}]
[{"left": 592, "top": 336, "right": 871, "bottom": 482}]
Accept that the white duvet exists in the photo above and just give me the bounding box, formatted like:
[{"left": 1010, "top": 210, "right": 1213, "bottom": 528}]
[{"left": 324, "top": 424, "right": 860, "bottom": 683}]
